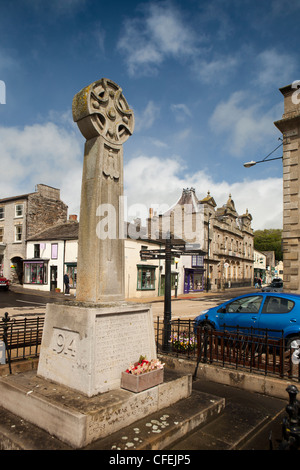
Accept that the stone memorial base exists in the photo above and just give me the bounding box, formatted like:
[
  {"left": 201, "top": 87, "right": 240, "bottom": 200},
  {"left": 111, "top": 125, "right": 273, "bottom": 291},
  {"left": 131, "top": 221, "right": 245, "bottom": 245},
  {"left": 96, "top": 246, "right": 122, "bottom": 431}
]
[
  {"left": 37, "top": 301, "right": 157, "bottom": 397},
  {"left": 0, "top": 301, "right": 194, "bottom": 448},
  {"left": 0, "top": 369, "right": 192, "bottom": 449}
]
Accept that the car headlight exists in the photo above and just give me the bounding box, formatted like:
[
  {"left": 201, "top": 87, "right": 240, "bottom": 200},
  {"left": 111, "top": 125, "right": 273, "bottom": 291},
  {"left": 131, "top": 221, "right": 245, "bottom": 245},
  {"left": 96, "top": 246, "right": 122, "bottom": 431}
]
[{"left": 200, "top": 310, "right": 209, "bottom": 315}]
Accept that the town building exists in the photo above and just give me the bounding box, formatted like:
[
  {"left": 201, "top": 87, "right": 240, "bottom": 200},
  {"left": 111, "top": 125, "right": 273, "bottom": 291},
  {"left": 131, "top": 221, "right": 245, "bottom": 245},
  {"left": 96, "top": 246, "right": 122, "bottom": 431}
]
[
  {"left": 24, "top": 215, "right": 78, "bottom": 292},
  {"left": 253, "top": 249, "right": 267, "bottom": 283},
  {"left": 23, "top": 187, "right": 254, "bottom": 297},
  {"left": 0, "top": 184, "right": 68, "bottom": 282},
  {"left": 25, "top": 219, "right": 182, "bottom": 298},
  {"left": 150, "top": 188, "right": 254, "bottom": 292}
]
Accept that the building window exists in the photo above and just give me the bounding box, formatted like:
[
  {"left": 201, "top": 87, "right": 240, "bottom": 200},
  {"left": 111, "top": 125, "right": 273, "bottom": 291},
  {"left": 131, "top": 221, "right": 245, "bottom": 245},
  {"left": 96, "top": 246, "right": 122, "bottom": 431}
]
[
  {"left": 191, "top": 255, "right": 204, "bottom": 267},
  {"left": 14, "top": 225, "right": 22, "bottom": 242},
  {"left": 0, "top": 207, "right": 4, "bottom": 220},
  {"left": 137, "top": 265, "right": 156, "bottom": 290},
  {"left": 15, "top": 204, "right": 24, "bottom": 218},
  {"left": 51, "top": 243, "right": 58, "bottom": 259},
  {"left": 0, "top": 227, "right": 3, "bottom": 243},
  {"left": 34, "top": 244, "right": 40, "bottom": 258},
  {"left": 24, "top": 261, "right": 48, "bottom": 284}
]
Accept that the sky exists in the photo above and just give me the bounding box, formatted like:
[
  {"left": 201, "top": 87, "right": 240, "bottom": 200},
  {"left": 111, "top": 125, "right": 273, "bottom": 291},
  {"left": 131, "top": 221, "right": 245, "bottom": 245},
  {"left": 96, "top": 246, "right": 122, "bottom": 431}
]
[{"left": 0, "top": 0, "right": 299, "bottom": 231}]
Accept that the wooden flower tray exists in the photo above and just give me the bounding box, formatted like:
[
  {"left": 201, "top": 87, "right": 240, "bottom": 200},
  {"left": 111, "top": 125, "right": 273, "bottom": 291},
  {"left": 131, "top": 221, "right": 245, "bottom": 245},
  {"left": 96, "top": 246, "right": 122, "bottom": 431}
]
[{"left": 121, "top": 368, "right": 164, "bottom": 393}]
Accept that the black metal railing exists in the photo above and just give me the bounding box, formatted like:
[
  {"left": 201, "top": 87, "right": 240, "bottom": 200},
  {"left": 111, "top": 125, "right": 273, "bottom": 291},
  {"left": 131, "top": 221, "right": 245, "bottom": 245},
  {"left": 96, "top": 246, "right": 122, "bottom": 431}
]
[
  {"left": 1, "top": 313, "right": 44, "bottom": 372},
  {"left": 154, "top": 317, "right": 300, "bottom": 382},
  {"left": 2, "top": 313, "right": 300, "bottom": 383}
]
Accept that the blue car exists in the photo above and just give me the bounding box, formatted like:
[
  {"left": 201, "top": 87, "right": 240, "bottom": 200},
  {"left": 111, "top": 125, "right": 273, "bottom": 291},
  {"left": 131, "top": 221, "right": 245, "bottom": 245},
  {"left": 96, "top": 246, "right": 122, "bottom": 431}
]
[{"left": 194, "top": 292, "right": 300, "bottom": 347}]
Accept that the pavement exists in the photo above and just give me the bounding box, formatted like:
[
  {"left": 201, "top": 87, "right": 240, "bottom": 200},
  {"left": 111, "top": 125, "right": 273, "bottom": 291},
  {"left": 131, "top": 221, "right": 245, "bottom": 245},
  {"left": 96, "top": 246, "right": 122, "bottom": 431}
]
[
  {"left": 171, "top": 376, "right": 287, "bottom": 450},
  {"left": 0, "top": 284, "right": 290, "bottom": 452}
]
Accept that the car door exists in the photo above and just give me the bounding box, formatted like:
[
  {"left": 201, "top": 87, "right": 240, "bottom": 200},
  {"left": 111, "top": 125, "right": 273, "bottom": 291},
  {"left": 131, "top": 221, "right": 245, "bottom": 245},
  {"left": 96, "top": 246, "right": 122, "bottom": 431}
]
[
  {"left": 217, "top": 295, "right": 264, "bottom": 330},
  {"left": 257, "top": 295, "right": 297, "bottom": 338}
]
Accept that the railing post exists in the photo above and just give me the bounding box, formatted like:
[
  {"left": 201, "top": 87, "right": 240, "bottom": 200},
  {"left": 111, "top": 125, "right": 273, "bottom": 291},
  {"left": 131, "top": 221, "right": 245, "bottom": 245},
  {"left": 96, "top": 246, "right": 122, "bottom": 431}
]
[
  {"left": 156, "top": 316, "right": 160, "bottom": 354},
  {"left": 2, "top": 312, "right": 12, "bottom": 374}
]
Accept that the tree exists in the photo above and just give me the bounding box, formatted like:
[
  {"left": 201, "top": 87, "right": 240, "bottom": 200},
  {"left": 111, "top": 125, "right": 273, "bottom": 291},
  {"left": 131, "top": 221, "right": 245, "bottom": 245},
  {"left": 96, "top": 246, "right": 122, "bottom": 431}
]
[{"left": 254, "top": 229, "right": 282, "bottom": 261}]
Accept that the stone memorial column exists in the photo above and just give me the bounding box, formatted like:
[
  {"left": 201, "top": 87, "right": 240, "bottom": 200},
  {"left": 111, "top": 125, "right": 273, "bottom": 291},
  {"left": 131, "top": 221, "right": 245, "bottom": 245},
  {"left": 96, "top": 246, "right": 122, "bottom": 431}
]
[
  {"left": 37, "top": 79, "right": 156, "bottom": 397},
  {"left": 72, "top": 78, "right": 134, "bottom": 302}
]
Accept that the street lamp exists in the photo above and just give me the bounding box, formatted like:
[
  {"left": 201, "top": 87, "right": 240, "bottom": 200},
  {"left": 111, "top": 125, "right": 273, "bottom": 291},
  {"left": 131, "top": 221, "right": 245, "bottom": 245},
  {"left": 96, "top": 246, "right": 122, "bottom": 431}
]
[
  {"left": 243, "top": 140, "right": 283, "bottom": 168},
  {"left": 243, "top": 156, "right": 283, "bottom": 168}
]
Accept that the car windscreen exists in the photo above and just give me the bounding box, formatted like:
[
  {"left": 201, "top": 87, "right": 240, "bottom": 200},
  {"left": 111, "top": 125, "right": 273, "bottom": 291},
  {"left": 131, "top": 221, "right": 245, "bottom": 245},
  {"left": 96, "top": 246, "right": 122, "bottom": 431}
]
[{"left": 218, "top": 295, "right": 263, "bottom": 314}]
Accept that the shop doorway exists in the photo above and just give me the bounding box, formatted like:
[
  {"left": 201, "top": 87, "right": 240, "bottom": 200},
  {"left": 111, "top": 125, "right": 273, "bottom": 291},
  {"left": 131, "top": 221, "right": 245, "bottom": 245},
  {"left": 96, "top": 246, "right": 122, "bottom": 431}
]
[
  {"left": 184, "top": 269, "right": 204, "bottom": 293},
  {"left": 50, "top": 266, "right": 58, "bottom": 291},
  {"left": 10, "top": 256, "right": 23, "bottom": 284}
]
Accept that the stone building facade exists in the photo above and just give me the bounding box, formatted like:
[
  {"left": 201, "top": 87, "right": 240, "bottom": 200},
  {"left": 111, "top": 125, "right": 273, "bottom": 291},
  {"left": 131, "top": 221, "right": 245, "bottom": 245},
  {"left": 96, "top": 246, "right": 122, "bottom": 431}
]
[
  {"left": 147, "top": 188, "right": 254, "bottom": 292},
  {"left": 275, "top": 84, "right": 300, "bottom": 294},
  {"left": 0, "top": 184, "right": 68, "bottom": 283}
]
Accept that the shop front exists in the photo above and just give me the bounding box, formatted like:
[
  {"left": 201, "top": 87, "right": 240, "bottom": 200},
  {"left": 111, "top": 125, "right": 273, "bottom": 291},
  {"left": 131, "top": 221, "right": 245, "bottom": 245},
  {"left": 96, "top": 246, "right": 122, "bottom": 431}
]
[
  {"left": 184, "top": 268, "right": 205, "bottom": 293},
  {"left": 23, "top": 259, "right": 49, "bottom": 285}
]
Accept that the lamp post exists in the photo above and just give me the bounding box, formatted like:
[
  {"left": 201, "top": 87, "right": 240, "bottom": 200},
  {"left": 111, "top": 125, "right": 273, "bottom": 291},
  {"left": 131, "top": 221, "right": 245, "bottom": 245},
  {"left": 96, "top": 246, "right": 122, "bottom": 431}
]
[
  {"left": 243, "top": 156, "right": 283, "bottom": 168},
  {"left": 243, "top": 140, "right": 283, "bottom": 168}
]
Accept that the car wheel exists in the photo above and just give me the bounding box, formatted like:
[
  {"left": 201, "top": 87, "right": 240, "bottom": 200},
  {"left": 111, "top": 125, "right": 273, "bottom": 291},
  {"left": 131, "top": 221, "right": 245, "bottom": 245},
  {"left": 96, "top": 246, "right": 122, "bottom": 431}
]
[
  {"left": 285, "top": 335, "right": 300, "bottom": 351},
  {"left": 198, "top": 321, "right": 214, "bottom": 331}
]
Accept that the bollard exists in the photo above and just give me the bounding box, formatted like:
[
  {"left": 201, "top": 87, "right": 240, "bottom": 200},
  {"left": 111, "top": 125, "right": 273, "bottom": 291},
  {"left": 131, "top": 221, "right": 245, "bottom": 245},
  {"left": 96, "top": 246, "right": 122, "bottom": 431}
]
[{"left": 277, "top": 385, "right": 300, "bottom": 450}]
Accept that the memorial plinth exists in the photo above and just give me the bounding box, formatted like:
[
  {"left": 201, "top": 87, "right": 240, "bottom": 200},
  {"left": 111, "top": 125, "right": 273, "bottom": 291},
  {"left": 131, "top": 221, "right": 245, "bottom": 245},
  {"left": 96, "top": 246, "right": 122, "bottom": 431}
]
[{"left": 37, "top": 301, "right": 156, "bottom": 396}]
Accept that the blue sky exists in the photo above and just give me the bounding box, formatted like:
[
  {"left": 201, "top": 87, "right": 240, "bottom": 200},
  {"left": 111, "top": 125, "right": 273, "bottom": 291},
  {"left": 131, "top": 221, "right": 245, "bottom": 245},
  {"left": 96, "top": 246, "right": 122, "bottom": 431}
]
[{"left": 0, "top": 0, "right": 298, "bottom": 230}]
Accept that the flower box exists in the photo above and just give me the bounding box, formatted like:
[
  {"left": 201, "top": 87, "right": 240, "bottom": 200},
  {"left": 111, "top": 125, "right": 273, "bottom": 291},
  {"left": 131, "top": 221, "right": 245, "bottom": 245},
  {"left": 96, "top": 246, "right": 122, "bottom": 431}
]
[{"left": 121, "top": 368, "right": 164, "bottom": 393}]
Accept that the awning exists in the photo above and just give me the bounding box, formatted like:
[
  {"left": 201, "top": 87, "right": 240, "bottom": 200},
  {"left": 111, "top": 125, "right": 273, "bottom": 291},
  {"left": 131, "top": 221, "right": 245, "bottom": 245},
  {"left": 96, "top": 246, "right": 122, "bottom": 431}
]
[{"left": 23, "top": 258, "right": 50, "bottom": 264}]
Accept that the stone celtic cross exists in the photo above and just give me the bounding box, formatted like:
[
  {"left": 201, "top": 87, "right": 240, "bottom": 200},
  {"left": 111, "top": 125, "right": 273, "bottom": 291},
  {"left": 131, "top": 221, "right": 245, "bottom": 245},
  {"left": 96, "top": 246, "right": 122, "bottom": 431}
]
[{"left": 72, "top": 78, "right": 134, "bottom": 303}]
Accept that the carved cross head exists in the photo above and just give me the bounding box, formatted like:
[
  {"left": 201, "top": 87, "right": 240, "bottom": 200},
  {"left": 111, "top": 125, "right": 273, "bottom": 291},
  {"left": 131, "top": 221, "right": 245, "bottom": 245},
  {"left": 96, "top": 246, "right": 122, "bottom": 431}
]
[{"left": 72, "top": 78, "right": 134, "bottom": 144}]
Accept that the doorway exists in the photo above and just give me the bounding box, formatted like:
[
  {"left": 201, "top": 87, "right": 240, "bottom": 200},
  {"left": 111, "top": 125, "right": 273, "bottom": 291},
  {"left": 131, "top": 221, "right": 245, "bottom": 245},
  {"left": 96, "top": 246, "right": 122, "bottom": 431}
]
[
  {"left": 50, "top": 266, "right": 57, "bottom": 291},
  {"left": 184, "top": 269, "right": 204, "bottom": 293}
]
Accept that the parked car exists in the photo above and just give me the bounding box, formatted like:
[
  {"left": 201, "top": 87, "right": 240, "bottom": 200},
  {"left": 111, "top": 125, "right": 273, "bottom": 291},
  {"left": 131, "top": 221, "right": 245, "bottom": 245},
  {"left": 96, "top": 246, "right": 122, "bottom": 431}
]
[
  {"left": 262, "top": 278, "right": 283, "bottom": 293},
  {"left": 194, "top": 292, "right": 300, "bottom": 348},
  {"left": 0, "top": 276, "right": 9, "bottom": 290}
]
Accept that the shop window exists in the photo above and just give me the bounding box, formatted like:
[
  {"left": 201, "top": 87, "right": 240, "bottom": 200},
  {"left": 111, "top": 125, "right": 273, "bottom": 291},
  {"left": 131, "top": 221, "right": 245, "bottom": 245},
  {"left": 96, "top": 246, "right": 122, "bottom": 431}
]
[
  {"left": 137, "top": 266, "right": 156, "bottom": 290},
  {"left": 24, "top": 262, "right": 47, "bottom": 284}
]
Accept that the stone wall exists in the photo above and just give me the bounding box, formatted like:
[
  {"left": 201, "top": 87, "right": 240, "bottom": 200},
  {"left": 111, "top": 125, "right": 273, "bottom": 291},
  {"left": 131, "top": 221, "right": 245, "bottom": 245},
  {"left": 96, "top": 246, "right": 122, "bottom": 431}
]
[
  {"left": 275, "top": 84, "right": 300, "bottom": 293},
  {"left": 27, "top": 189, "right": 68, "bottom": 239}
]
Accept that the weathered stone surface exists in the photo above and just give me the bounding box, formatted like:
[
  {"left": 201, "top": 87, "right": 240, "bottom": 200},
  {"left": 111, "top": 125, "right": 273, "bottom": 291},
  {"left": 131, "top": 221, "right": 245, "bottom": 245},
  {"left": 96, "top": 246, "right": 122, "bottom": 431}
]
[
  {"left": 275, "top": 84, "right": 300, "bottom": 293},
  {"left": 37, "top": 301, "right": 156, "bottom": 396},
  {"left": 72, "top": 78, "right": 134, "bottom": 303}
]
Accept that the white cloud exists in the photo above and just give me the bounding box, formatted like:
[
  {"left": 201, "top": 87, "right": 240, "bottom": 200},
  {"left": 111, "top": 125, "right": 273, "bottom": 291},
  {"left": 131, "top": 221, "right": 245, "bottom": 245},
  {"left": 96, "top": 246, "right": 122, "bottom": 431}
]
[
  {"left": 254, "top": 48, "right": 296, "bottom": 88},
  {"left": 0, "top": 118, "right": 83, "bottom": 216},
  {"left": 124, "top": 154, "right": 282, "bottom": 230},
  {"left": 117, "top": 2, "right": 199, "bottom": 76},
  {"left": 170, "top": 103, "right": 192, "bottom": 122},
  {"left": 134, "top": 101, "right": 160, "bottom": 132},
  {"left": 209, "top": 91, "right": 281, "bottom": 156},
  {"left": 0, "top": 117, "right": 282, "bottom": 231},
  {"left": 193, "top": 55, "right": 238, "bottom": 84}
]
